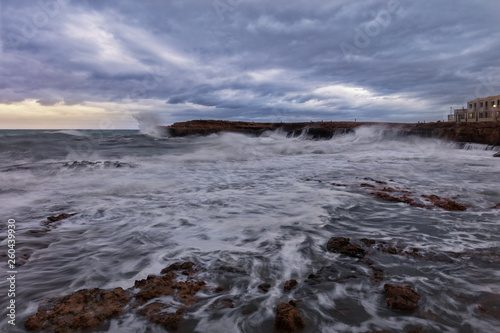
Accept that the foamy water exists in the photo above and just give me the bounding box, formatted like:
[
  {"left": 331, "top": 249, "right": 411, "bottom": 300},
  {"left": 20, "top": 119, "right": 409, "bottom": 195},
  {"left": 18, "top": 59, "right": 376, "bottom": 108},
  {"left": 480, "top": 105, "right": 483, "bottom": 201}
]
[{"left": 0, "top": 127, "right": 499, "bottom": 332}]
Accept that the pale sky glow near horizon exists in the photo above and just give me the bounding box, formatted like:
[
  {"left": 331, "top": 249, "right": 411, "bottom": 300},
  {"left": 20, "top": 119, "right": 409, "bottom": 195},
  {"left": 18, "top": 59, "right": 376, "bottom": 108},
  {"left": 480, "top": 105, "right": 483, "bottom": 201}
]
[{"left": 1, "top": 0, "right": 499, "bottom": 129}]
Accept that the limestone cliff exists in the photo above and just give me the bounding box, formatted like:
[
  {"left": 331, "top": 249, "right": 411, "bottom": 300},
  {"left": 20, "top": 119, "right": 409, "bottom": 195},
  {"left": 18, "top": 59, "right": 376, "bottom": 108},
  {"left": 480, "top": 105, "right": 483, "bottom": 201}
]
[{"left": 165, "top": 120, "right": 500, "bottom": 146}]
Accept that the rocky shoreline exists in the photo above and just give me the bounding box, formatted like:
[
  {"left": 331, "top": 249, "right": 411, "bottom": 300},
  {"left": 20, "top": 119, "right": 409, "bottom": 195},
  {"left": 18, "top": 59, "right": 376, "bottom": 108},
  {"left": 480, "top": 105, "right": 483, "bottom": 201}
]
[
  {"left": 24, "top": 229, "right": 499, "bottom": 332},
  {"left": 165, "top": 120, "right": 500, "bottom": 146}
]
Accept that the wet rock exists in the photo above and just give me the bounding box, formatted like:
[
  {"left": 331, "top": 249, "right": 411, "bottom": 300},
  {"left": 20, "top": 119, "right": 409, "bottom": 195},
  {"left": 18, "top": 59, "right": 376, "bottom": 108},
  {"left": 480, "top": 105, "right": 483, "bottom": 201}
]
[
  {"left": 374, "top": 192, "right": 406, "bottom": 203},
  {"left": 327, "top": 237, "right": 366, "bottom": 258},
  {"left": 284, "top": 279, "right": 298, "bottom": 292},
  {"left": 493, "top": 152, "right": 500, "bottom": 157},
  {"left": 138, "top": 302, "right": 185, "bottom": 331},
  {"left": 214, "top": 286, "right": 225, "bottom": 293},
  {"left": 361, "top": 183, "right": 376, "bottom": 188},
  {"left": 384, "top": 284, "right": 420, "bottom": 312},
  {"left": 404, "top": 248, "right": 420, "bottom": 258},
  {"left": 274, "top": 302, "right": 306, "bottom": 333},
  {"left": 364, "top": 177, "right": 388, "bottom": 185},
  {"left": 491, "top": 203, "right": 500, "bottom": 209},
  {"left": 43, "top": 213, "right": 76, "bottom": 226},
  {"left": 373, "top": 192, "right": 427, "bottom": 208},
  {"left": 382, "top": 246, "right": 399, "bottom": 255},
  {"left": 209, "top": 297, "right": 235, "bottom": 309},
  {"left": 305, "top": 265, "right": 359, "bottom": 285},
  {"left": 25, "top": 287, "right": 131, "bottom": 332},
  {"left": 218, "top": 265, "right": 246, "bottom": 274},
  {"left": 134, "top": 271, "right": 205, "bottom": 305},
  {"left": 361, "top": 238, "right": 376, "bottom": 247},
  {"left": 160, "top": 261, "right": 197, "bottom": 275},
  {"left": 258, "top": 283, "right": 271, "bottom": 293},
  {"left": 422, "top": 194, "right": 467, "bottom": 211},
  {"left": 64, "top": 161, "right": 136, "bottom": 169},
  {"left": 369, "top": 265, "right": 385, "bottom": 282}
]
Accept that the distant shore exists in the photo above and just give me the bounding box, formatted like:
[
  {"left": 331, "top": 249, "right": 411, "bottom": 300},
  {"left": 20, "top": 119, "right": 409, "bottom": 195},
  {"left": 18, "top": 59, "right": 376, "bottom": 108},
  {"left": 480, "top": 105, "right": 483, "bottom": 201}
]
[{"left": 165, "top": 120, "right": 500, "bottom": 146}]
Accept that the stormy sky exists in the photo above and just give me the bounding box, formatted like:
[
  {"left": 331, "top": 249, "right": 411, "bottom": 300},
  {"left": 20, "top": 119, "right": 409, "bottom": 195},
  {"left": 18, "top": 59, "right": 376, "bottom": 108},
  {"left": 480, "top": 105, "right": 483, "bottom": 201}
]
[{"left": 1, "top": 0, "right": 499, "bottom": 129}]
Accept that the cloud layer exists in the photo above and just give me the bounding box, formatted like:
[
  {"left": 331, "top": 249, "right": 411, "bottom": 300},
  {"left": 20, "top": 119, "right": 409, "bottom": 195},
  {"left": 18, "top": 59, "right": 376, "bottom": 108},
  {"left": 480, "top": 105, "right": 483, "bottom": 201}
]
[{"left": 1, "top": 0, "right": 499, "bottom": 128}]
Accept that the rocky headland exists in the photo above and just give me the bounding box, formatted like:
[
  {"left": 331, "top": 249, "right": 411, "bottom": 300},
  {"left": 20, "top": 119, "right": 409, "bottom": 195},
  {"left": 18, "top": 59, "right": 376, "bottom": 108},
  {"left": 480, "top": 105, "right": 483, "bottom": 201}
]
[{"left": 165, "top": 120, "right": 500, "bottom": 146}]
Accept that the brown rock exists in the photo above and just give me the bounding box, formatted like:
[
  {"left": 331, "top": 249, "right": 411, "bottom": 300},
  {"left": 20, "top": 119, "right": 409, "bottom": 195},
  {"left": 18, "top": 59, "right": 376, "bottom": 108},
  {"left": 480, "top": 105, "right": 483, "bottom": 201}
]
[
  {"left": 326, "top": 237, "right": 366, "bottom": 258},
  {"left": 284, "top": 279, "right": 298, "bottom": 292},
  {"left": 422, "top": 194, "right": 467, "bottom": 211},
  {"left": 209, "top": 297, "right": 235, "bottom": 309},
  {"left": 374, "top": 192, "right": 406, "bottom": 203},
  {"left": 43, "top": 213, "right": 76, "bottom": 226},
  {"left": 134, "top": 272, "right": 177, "bottom": 302},
  {"left": 361, "top": 238, "right": 376, "bottom": 247},
  {"left": 369, "top": 265, "right": 385, "bottom": 282},
  {"left": 383, "top": 246, "right": 399, "bottom": 255},
  {"left": 24, "top": 287, "right": 131, "bottom": 332},
  {"left": 134, "top": 266, "right": 205, "bottom": 305},
  {"left": 160, "top": 261, "right": 197, "bottom": 275},
  {"left": 258, "top": 283, "right": 271, "bottom": 293},
  {"left": 138, "top": 302, "right": 185, "bottom": 331},
  {"left": 274, "top": 302, "right": 306, "bottom": 333},
  {"left": 491, "top": 203, "right": 500, "bottom": 209},
  {"left": 384, "top": 284, "right": 421, "bottom": 312}
]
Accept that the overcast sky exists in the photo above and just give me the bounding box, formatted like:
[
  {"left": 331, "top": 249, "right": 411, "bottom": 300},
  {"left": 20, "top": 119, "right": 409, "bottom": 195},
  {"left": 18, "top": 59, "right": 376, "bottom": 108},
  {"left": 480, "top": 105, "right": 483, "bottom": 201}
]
[{"left": 1, "top": 0, "right": 499, "bottom": 129}]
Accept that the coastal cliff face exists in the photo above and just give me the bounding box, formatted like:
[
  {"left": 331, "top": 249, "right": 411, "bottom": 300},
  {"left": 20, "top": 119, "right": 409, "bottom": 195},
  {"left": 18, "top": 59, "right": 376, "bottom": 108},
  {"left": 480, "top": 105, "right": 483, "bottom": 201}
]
[{"left": 166, "top": 120, "right": 500, "bottom": 146}]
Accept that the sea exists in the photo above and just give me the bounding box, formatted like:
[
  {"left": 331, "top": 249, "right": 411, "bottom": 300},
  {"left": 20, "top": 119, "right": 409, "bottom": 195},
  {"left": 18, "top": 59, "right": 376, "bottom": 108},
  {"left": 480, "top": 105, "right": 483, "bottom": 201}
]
[{"left": 0, "top": 127, "right": 499, "bottom": 332}]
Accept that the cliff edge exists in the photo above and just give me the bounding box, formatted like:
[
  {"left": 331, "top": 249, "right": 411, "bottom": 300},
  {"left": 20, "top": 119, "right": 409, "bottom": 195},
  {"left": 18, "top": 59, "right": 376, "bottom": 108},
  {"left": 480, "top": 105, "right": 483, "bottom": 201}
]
[{"left": 165, "top": 120, "right": 500, "bottom": 146}]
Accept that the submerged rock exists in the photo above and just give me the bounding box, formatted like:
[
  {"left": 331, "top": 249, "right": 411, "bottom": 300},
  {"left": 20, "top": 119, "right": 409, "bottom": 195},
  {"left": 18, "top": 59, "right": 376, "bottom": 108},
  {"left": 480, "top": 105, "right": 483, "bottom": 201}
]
[
  {"left": 369, "top": 265, "right": 386, "bottom": 282},
  {"left": 258, "top": 283, "right": 271, "bottom": 293},
  {"left": 284, "top": 279, "right": 298, "bottom": 292},
  {"left": 274, "top": 302, "right": 306, "bottom": 333},
  {"left": 43, "top": 213, "right": 76, "bottom": 226},
  {"left": 24, "top": 288, "right": 131, "bottom": 332},
  {"left": 421, "top": 194, "right": 467, "bottom": 211},
  {"left": 384, "top": 284, "right": 421, "bottom": 312},
  {"left": 373, "top": 191, "right": 426, "bottom": 208},
  {"left": 138, "top": 302, "right": 185, "bottom": 331},
  {"left": 209, "top": 297, "right": 235, "bottom": 309},
  {"left": 361, "top": 238, "right": 376, "bottom": 247},
  {"left": 493, "top": 152, "right": 500, "bottom": 157},
  {"left": 63, "top": 160, "right": 137, "bottom": 169},
  {"left": 326, "top": 237, "right": 366, "bottom": 258}
]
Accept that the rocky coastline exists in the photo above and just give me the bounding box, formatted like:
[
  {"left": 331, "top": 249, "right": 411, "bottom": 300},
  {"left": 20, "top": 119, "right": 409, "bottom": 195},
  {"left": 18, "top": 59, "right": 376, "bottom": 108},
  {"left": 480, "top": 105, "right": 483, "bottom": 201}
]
[{"left": 165, "top": 120, "right": 500, "bottom": 146}]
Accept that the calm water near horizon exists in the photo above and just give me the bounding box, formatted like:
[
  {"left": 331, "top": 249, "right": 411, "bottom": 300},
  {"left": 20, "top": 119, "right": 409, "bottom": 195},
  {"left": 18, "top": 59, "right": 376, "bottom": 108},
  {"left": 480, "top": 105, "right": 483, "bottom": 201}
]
[{"left": 0, "top": 128, "right": 499, "bottom": 332}]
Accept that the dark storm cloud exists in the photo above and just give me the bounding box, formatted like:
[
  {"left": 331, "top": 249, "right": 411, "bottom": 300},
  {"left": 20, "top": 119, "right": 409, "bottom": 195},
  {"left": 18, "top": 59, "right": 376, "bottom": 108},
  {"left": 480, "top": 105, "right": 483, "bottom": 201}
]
[{"left": 1, "top": 0, "right": 499, "bottom": 125}]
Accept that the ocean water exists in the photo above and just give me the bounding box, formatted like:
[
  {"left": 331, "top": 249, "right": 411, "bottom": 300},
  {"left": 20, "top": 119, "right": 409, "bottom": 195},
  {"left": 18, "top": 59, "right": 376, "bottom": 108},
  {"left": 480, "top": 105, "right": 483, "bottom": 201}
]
[{"left": 0, "top": 127, "right": 499, "bottom": 332}]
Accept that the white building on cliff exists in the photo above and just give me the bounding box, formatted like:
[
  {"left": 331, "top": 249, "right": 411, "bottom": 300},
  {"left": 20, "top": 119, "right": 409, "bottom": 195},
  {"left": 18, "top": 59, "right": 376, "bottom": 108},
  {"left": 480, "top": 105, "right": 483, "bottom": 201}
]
[{"left": 448, "top": 94, "right": 500, "bottom": 122}]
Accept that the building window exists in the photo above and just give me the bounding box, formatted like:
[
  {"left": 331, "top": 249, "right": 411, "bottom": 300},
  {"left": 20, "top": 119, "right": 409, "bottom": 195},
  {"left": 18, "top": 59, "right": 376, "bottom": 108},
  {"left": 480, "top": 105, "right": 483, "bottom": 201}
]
[
  {"left": 485, "top": 112, "right": 489, "bottom": 118},
  {"left": 497, "top": 100, "right": 500, "bottom": 107},
  {"left": 480, "top": 102, "right": 483, "bottom": 108},
  {"left": 469, "top": 113, "right": 473, "bottom": 118},
  {"left": 469, "top": 104, "right": 472, "bottom": 109},
  {"left": 474, "top": 103, "right": 477, "bottom": 109},
  {"left": 486, "top": 101, "right": 488, "bottom": 108}
]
